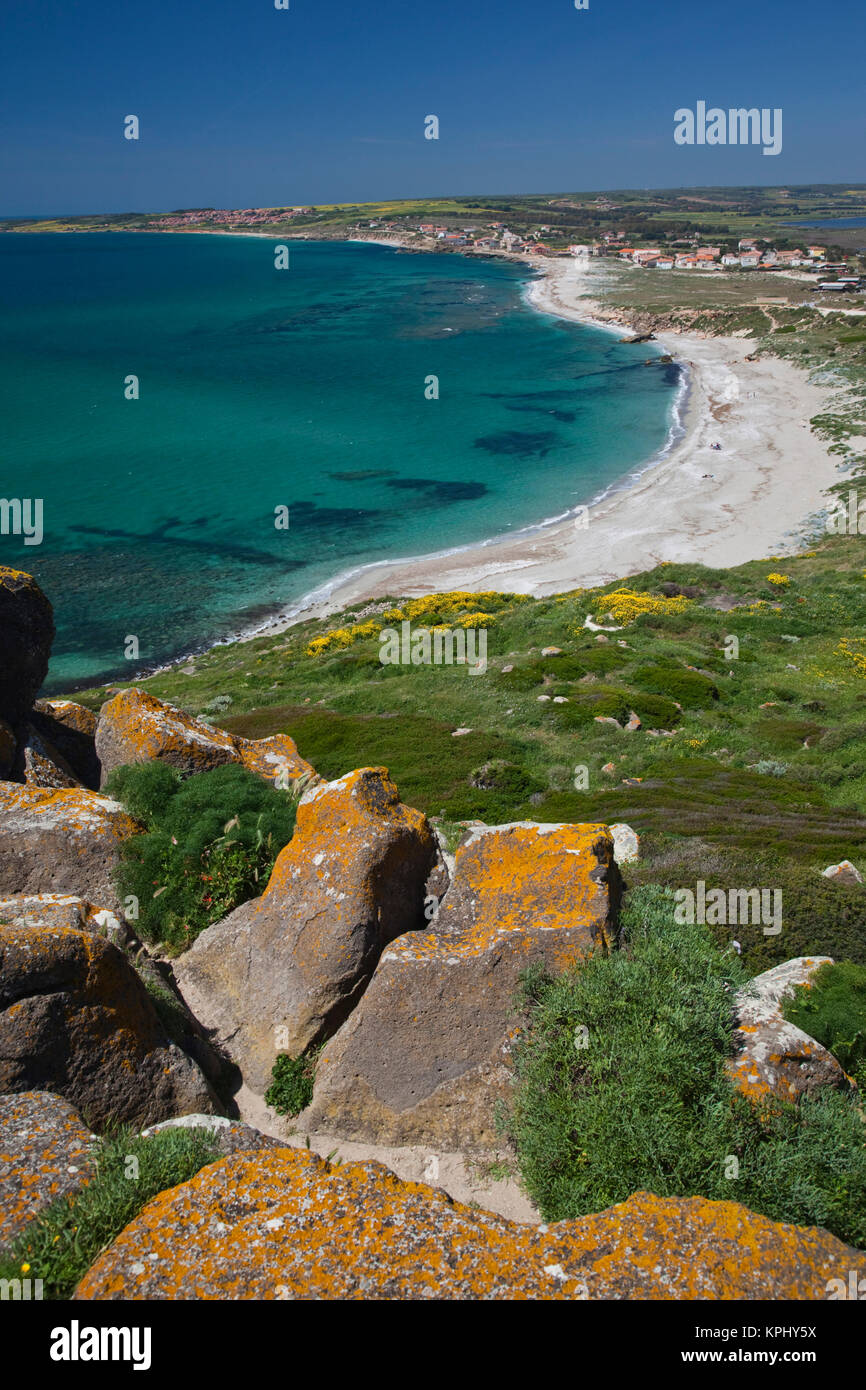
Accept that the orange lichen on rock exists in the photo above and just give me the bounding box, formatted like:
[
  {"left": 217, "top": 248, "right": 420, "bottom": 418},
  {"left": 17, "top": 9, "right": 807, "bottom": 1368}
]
[
  {"left": 0, "top": 924, "right": 217, "bottom": 1128},
  {"left": 301, "top": 820, "right": 620, "bottom": 1150},
  {"left": 233, "top": 732, "right": 316, "bottom": 787},
  {"left": 0, "top": 566, "right": 55, "bottom": 725},
  {"left": 0, "top": 1091, "right": 97, "bottom": 1246},
  {"left": 75, "top": 1147, "right": 860, "bottom": 1301},
  {"left": 727, "top": 956, "right": 848, "bottom": 1104},
  {"left": 0, "top": 784, "right": 140, "bottom": 909},
  {"left": 173, "top": 768, "right": 437, "bottom": 1092},
  {"left": 390, "top": 820, "right": 618, "bottom": 962},
  {"left": 94, "top": 688, "right": 315, "bottom": 787}
]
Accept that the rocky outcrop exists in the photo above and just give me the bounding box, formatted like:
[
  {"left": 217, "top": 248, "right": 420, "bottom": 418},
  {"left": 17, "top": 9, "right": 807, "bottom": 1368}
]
[
  {"left": 175, "top": 768, "right": 437, "bottom": 1094},
  {"left": 0, "top": 923, "right": 218, "bottom": 1129},
  {"left": 0, "top": 785, "right": 139, "bottom": 911},
  {"left": 31, "top": 699, "right": 101, "bottom": 789},
  {"left": 0, "top": 1090, "right": 97, "bottom": 1246},
  {"left": 74, "top": 1146, "right": 860, "bottom": 1300},
  {"left": 727, "top": 956, "right": 849, "bottom": 1103},
  {"left": 14, "top": 721, "right": 81, "bottom": 789},
  {"left": 301, "top": 820, "right": 620, "bottom": 1151},
  {"left": 95, "top": 688, "right": 315, "bottom": 788},
  {"left": 0, "top": 568, "right": 55, "bottom": 725}
]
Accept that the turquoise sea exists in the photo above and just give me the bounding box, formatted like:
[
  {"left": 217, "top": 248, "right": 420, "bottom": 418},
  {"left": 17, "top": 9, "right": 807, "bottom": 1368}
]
[{"left": 0, "top": 234, "right": 682, "bottom": 690}]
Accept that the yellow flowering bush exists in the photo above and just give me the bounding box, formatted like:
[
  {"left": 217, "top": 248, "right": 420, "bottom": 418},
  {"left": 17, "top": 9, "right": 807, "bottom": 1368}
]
[
  {"left": 587, "top": 588, "right": 693, "bottom": 626},
  {"left": 383, "top": 590, "right": 526, "bottom": 623},
  {"left": 451, "top": 612, "right": 494, "bottom": 628},
  {"left": 306, "top": 619, "right": 381, "bottom": 657},
  {"left": 766, "top": 573, "right": 791, "bottom": 587},
  {"left": 837, "top": 638, "right": 866, "bottom": 678}
]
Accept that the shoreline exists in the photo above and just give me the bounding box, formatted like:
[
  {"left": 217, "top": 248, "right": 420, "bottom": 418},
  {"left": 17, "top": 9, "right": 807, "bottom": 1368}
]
[
  {"left": 44, "top": 234, "right": 846, "bottom": 687},
  {"left": 221, "top": 248, "right": 843, "bottom": 645}
]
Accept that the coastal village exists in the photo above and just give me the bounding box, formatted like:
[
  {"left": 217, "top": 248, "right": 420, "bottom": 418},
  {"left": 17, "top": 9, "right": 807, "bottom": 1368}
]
[{"left": 133, "top": 202, "right": 864, "bottom": 288}]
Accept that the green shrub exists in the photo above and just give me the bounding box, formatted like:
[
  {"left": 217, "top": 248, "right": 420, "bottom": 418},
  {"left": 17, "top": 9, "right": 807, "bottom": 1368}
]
[
  {"left": 112, "top": 762, "right": 298, "bottom": 952},
  {"left": 507, "top": 886, "right": 866, "bottom": 1247},
  {"left": 266, "top": 1052, "right": 317, "bottom": 1116},
  {"left": 0, "top": 1126, "right": 219, "bottom": 1299},
  {"left": 628, "top": 691, "right": 682, "bottom": 728},
  {"left": 783, "top": 961, "right": 866, "bottom": 1072},
  {"left": 632, "top": 663, "right": 720, "bottom": 708},
  {"left": 104, "top": 760, "right": 181, "bottom": 829},
  {"left": 553, "top": 686, "right": 632, "bottom": 729}
]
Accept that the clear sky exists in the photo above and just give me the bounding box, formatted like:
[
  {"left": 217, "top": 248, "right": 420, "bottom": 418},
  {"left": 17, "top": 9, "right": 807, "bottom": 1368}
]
[{"left": 1, "top": 0, "right": 863, "bottom": 215}]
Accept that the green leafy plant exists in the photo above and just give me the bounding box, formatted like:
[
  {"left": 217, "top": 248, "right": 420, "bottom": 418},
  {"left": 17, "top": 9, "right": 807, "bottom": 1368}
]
[
  {"left": 782, "top": 960, "right": 866, "bottom": 1072},
  {"left": 0, "top": 1126, "right": 219, "bottom": 1299},
  {"left": 266, "top": 1051, "right": 318, "bottom": 1116},
  {"left": 110, "top": 761, "right": 298, "bottom": 952},
  {"left": 507, "top": 886, "right": 866, "bottom": 1248}
]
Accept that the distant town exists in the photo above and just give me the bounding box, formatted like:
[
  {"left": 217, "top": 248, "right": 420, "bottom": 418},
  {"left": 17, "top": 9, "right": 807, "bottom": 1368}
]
[
  {"left": 5, "top": 185, "right": 865, "bottom": 288},
  {"left": 134, "top": 202, "right": 863, "bottom": 289}
]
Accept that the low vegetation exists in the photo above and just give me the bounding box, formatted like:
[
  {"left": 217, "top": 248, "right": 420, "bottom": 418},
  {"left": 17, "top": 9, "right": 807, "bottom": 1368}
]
[
  {"left": 106, "top": 762, "right": 298, "bottom": 952},
  {"left": 782, "top": 961, "right": 866, "bottom": 1077},
  {"left": 506, "top": 886, "right": 866, "bottom": 1248},
  {"left": 69, "top": 531, "right": 866, "bottom": 973},
  {"left": 265, "top": 1052, "right": 318, "bottom": 1117},
  {"left": 0, "top": 1126, "right": 219, "bottom": 1299}
]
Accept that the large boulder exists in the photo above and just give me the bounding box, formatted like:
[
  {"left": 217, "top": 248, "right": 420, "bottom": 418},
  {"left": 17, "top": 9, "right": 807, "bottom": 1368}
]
[
  {"left": 175, "top": 768, "right": 437, "bottom": 1093},
  {"left": 95, "top": 689, "right": 315, "bottom": 788},
  {"left": 302, "top": 821, "right": 620, "bottom": 1151},
  {"left": 0, "top": 785, "right": 139, "bottom": 911},
  {"left": 0, "top": 568, "right": 55, "bottom": 725},
  {"left": 0, "top": 1091, "right": 97, "bottom": 1247},
  {"left": 727, "top": 956, "right": 849, "bottom": 1103},
  {"left": 0, "top": 923, "right": 219, "bottom": 1129},
  {"left": 75, "top": 1146, "right": 860, "bottom": 1300}
]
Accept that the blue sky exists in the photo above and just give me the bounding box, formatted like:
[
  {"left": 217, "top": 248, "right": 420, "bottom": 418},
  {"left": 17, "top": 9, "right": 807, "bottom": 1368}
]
[{"left": 1, "top": 0, "right": 863, "bottom": 214}]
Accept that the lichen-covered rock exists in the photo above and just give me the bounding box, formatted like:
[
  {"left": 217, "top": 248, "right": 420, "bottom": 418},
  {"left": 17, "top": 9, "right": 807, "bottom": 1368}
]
[
  {"left": 0, "top": 1090, "right": 97, "bottom": 1246},
  {"left": 15, "top": 721, "right": 81, "bottom": 789},
  {"left": 0, "top": 894, "right": 130, "bottom": 947},
  {"left": 0, "top": 785, "right": 139, "bottom": 911},
  {"left": 175, "top": 768, "right": 437, "bottom": 1093},
  {"left": 32, "top": 700, "right": 101, "bottom": 790},
  {"left": 0, "top": 567, "right": 55, "bottom": 725},
  {"left": 727, "top": 956, "right": 848, "bottom": 1103},
  {"left": 74, "top": 1147, "right": 859, "bottom": 1300},
  {"left": 0, "top": 924, "right": 219, "bottom": 1129},
  {"left": 94, "top": 688, "right": 315, "bottom": 788},
  {"left": 302, "top": 821, "right": 620, "bottom": 1151},
  {"left": 233, "top": 733, "right": 316, "bottom": 788}
]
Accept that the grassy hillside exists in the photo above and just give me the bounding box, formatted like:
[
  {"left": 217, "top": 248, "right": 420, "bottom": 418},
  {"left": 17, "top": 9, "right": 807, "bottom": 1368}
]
[{"left": 69, "top": 531, "right": 866, "bottom": 975}]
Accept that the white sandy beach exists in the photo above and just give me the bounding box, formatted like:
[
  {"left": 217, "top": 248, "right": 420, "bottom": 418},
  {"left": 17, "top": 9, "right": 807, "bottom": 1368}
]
[{"left": 246, "top": 251, "right": 844, "bottom": 634}]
